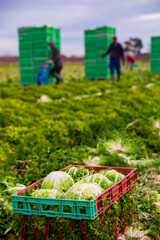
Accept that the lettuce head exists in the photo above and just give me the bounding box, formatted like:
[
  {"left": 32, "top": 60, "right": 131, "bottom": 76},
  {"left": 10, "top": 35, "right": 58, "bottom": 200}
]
[
  {"left": 41, "top": 171, "right": 74, "bottom": 192},
  {"left": 101, "top": 169, "right": 124, "bottom": 183},
  {"left": 65, "top": 182, "right": 103, "bottom": 200},
  {"left": 65, "top": 166, "right": 90, "bottom": 182},
  {"left": 89, "top": 173, "right": 113, "bottom": 190},
  {"left": 31, "top": 189, "right": 63, "bottom": 199}
]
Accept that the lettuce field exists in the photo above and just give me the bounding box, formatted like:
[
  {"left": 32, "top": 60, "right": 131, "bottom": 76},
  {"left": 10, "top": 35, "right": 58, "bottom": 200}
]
[{"left": 0, "top": 63, "right": 160, "bottom": 239}]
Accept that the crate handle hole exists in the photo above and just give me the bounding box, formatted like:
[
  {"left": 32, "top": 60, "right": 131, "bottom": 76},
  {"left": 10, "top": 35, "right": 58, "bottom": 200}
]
[
  {"left": 63, "top": 205, "right": 72, "bottom": 213},
  {"left": 43, "top": 204, "right": 59, "bottom": 212},
  {"left": 30, "top": 203, "right": 39, "bottom": 211},
  {"left": 18, "top": 202, "right": 23, "bottom": 209}
]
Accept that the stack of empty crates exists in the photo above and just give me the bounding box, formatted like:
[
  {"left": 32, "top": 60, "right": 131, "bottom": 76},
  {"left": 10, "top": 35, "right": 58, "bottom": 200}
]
[
  {"left": 85, "top": 26, "right": 116, "bottom": 79},
  {"left": 19, "top": 25, "right": 61, "bottom": 85},
  {"left": 151, "top": 36, "right": 160, "bottom": 73}
]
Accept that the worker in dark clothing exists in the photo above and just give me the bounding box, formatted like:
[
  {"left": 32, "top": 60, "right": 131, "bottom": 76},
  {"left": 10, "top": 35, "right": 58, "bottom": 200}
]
[
  {"left": 48, "top": 41, "right": 63, "bottom": 84},
  {"left": 102, "top": 36, "right": 125, "bottom": 81}
]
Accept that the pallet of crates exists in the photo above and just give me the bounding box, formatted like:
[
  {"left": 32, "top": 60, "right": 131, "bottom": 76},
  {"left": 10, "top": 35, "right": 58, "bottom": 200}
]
[
  {"left": 32, "top": 26, "right": 60, "bottom": 85},
  {"left": 150, "top": 36, "right": 160, "bottom": 73},
  {"left": 95, "top": 26, "right": 115, "bottom": 79},
  {"left": 12, "top": 165, "right": 137, "bottom": 240},
  {"left": 18, "top": 25, "right": 61, "bottom": 85},
  {"left": 84, "top": 26, "right": 116, "bottom": 80},
  {"left": 18, "top": 27, "right": 35, "bottom": 85}
]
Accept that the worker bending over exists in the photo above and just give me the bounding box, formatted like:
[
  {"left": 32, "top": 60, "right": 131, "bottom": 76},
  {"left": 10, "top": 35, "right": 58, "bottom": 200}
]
[
  {"left": 125, "top": 42, "right": 136, "bottom": 70},
  {"left": 48, "top": 41, "right": 63, "bottom": 84}
]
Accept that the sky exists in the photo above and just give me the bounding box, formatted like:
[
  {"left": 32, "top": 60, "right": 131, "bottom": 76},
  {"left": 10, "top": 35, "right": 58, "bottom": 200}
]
[{"left": 0, "top": 0, "right": 160, "bottom": 56}]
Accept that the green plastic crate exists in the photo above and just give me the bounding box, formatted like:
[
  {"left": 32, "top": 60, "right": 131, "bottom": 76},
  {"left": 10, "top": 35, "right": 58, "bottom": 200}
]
[
  {"left": 48, "top": 76, "right": 56, "bottom": 84},
  {"left": 151, "top": 37, "right": 160, "bottom": 45},
  {"left": 19, "top": 42, "right": 32, "bottom": 50},
  {"left": 19, "top": 27, "right": 31, "bottom": 34},
  {"left": 151, "top": 42, "right": 160, "bottom": 46},
  {"left": 20, "top": 67, "right": 34, "bottom": 75},
  {"left": 151, "top": 63, "right": 160, "bottom": 67},
  {"left": 55, "top": 29, "right": 60, "bottom": 39},
  {"left": 32, "top": 33, "right": 58, "bottom": 42},
  {"left": 33, "top": 57, "right": 48, "bottom": 67},
  {"left": 20, "top": 50, "right": 33, "bottom": 58},
  {"left": 85, "top": 48, "right": 96, "bottom": 54},
  {"left": 151, "top": 52, "right": 160, "bottom": 58},
  {"left": 19, "top": 26, "right": 61, "bottom": 85},
  {"left": 84, "top": 25, "right": 116, "bottom": 79},
  {"left": 151, "top": 46, "right": 160, "bottom": 52},
  {"left": 85, "top": 73, "right": 110, "bottom": 79},
  {"left": 96, "top": 26, "right": 116, "bottom": 35},
  {"left": 150, "top": 51, "right": 160, "bottom": 73},
  {"left": 32, "top": 41, "right": 49, "bottom": 49},
  {"left": 96, "top": 51, "right": 107, "bottom": 58},
  {"left": 33, "top": 48, "right": 50, "bottom": 57},
  {"left": 96, "top": 40, "right": 112, "bottom": 46},
  {"left": 19, "top": 58, "right": 33, "bottom": 67},
  {"left": 56, "top": 43, "right": 61, "bottom": 50},
  {"left": 19, "top": 34, "right": 32, "bottom": 42},
  {"left": 132, "top": 63, "right": 139, "bottom": 69},
  {"left": 20, "top": 74, "right": 36, "bottom": 85},
  {"left": 32, "top": 26, "right": 55, "bottom": 34},
  {"left": 21, "top": 80, "right": 37, "bottom": 85},
  {"left": 96, "top": 64, "right": 109, "bottom": 69},
  {"left": 18, "top": 27, "right": 35, "bottom": 35},
  {"left": 85, "top": 55, "right": 97, "bottom": 60},
  {"left": 96, "top": 38, "right": 112, "bottom": 44},
  {"left": 96, "top": 26, "right": 110, "bottom": 34},
  {"left": 151, "top": 68, "right": 160, "bottom": 73},
  {"left": 12, "top": 194, "right": 97, "bottom": 220},
  {"left": 151, "top": 44, "right": 160, "bottom": 49},
  {"left": 151, "top": 59, "right": 160, "bottom": 65},
  {"left": 32, "top": 40, "right": 60, "bottom": 50},
  {"left": 85, "top": 29, "right": 95, "bottom": 36}
]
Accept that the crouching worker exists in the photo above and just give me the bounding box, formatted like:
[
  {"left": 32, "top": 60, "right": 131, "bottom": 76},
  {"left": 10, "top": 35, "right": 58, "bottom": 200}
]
[
  {"left": 48, "top": 41, "right": 63, "bottom": 84},
  {"left": 125, "top": 42, "right": 136, "bottom": 70}
]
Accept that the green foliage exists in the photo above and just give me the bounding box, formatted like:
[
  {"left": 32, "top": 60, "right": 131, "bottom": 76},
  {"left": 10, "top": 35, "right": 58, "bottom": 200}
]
[
  {"left": 0, "top": 64, "right": 160, "bottom": 239},
  {"left": 65, "top": 166, "right": 90, "bottom": 182}
]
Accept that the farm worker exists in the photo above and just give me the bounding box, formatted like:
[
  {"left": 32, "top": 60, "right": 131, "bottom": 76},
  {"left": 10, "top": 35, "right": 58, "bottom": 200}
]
[
  {"left": 102, "top": 36, "right": 125, "bottom": 81},
  {"left": 48, "top": 41, "right": 63, "bottom": 84},
  {"left": 125, "top": 42, "right": 136, "bottom": 70}
]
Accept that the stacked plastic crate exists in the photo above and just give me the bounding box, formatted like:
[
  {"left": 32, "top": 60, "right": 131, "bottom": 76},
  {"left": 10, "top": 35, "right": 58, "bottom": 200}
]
[
  {"left": 151, "top": 36, "right": 160, "bottom": 73},
  {"left": 85, "top": 26, "right": 116, "bottom": 79},
  {"left": 19, "top": 26, "right": 61, "bottom": 85}
]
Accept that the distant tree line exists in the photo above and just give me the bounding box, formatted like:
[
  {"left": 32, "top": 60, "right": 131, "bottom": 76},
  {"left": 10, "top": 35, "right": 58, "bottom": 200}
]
[{"left": 124, "top": 38, "right": 143, "bottom": 54}]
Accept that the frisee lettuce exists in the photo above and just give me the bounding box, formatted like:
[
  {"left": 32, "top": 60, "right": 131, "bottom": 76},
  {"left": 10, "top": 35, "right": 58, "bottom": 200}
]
[
  {"left": 65, "top": 166, "right": 90, "bottom": 182},
  {"left": 41, "top": 171, "right": 74, "bottom": 192},
  {"left": 31, "top": 189, "right": 63, "bottom": 199},
  {"left": 100, "top": 169, "right": 124, "bottom": 183},
  {"left": 65, "top": 182, "right": 104, "bottom": 200}
]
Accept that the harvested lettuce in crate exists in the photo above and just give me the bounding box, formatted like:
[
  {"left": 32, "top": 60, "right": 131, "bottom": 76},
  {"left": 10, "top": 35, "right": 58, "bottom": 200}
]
[
  {"left": 100, "top": 169, "right": 125, "bottom": 183},
  {"left": 84, "top": 173, "right": 113, "bottom": 189},
  {"left": 31, "top": 189, "right": 63, "bottom": 199},
  {"left": 65, "top": 166, "right": 91, "bottom": 182},
  {"left": 41, "top": 171, "right": 74, "bottom": 192},
  {"left": 65, "top": 182, "right": 104, "bottom": 200}
]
